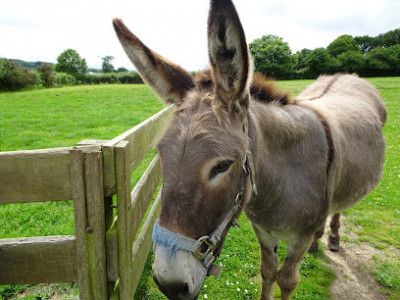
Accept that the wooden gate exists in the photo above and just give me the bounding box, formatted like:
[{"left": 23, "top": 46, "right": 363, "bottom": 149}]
[{"left": 0, "top": 105, "right": 175, "bottom": 299}]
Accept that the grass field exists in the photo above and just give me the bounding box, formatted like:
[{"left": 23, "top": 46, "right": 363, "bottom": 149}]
[{"left": 0, "top": 78, "right": 399, "bottom": 299}]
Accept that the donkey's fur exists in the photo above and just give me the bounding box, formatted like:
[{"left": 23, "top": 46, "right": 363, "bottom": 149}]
[{"left": 113, "top": 0, "right": 386, "bottom": 299}]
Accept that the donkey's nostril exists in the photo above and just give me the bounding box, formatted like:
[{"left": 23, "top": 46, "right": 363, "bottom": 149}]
[
  {"left": 166, "top": 281, "right": 190, "bottom": 298},
  {"left": 182, "top": 282, "right": 189, "bottom": 295},
  {"left": 153, "top": 273, "right": 191, "bottom": 299}
]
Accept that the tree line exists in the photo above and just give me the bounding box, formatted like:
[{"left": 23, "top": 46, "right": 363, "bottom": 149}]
[
  {"left": 250, "top": 28, "right": 400, "bottom": 79},
  {"left": 1, "top": 27, "right": 399, "bottom": 90},
  {"left": 0, "top": 49, "right": 143, "bottom": 91}
]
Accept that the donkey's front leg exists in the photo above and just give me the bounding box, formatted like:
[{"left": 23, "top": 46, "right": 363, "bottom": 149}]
[
  {"left": 277, "top": 235, "right": 313, "bottom": 300},
  {"left": 259, "top": 244, "right": 278, "bottom": 300}
]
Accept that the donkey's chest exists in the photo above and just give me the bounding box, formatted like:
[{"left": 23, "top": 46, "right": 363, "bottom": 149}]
[
  {"left": 245, "top": 200, "right": 296, "bottom": 236},
  {"left": 246, "top": 210, "right": 298, "bottom": 245}
]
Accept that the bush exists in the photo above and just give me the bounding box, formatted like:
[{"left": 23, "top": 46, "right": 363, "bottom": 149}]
[
  {"left": 0, "top": 57, "right": 143, "bottom": 89},
  {"left": 55, "top": 72, "right": 77, "bottom": 86},
  {"left": 117, "top": 71, "right": 143, "bottom": 84},
  {"left": 0, "top": 59, "right": 38, "bottom": 90},
  {"left": 37, "top": 63, "right": 55, "bottom": 87},
  {"left": 76, "top": 71, "right": 143, "bottom": 85}
]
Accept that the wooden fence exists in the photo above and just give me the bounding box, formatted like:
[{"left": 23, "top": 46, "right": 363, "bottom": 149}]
[{"left": 0, "top": 105, "right": 175, "bottom": 299}]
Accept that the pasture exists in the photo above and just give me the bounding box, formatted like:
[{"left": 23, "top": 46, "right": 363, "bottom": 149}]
[{"left": 0, "top": 78, "right": 399, "bottom": 299}]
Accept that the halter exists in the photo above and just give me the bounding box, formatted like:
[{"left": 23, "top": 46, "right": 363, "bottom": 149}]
[{"left": 152, "top": 117, "right": 257, "bottom": 277}]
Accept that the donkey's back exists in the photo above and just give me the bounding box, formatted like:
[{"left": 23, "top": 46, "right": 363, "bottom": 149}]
[{"left": 297, "top": 74, "right": 386, "bottom": 213}]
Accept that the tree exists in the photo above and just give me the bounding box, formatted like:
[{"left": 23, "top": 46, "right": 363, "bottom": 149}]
[
  {"left": 381, "top": 28, "right": 400, "bottom": 48},
  {"left": 386, "top": 44, "right": 400, "bottom": 75},
  {"left": 294, "top": 49, "right": 312, "bottom": 70},
  {"left": 116, "top": 67, "right": 128, "bottom": 73},
  {"left": 249, "top": 35, "right": 295, "bottom": 79},
  {"left": 327, "top": 35, "right": 360, "bottom": 57},
  {"left": 102, "top": 56, "right": 114, "bottom": 73},
  {"left": 354, "top": 35, "right": 376, "bottom": 54},
  {"left": 56, "top": 49, "right": 87, "bottom": 75},
  {"left": 337, "top": 51, "right": 365, "bottom": 73},
  {"left": 306, "top": 48, "right": 332, "bottom": 76},
  {"left": 37, "top": 63, "right": 55, "bottom": 87},
  {"left": 365, "top": 45, "right": 400, "bottom": 76},
  {"left": 365, "top": 47, "right": 391, "bottom": 75}
]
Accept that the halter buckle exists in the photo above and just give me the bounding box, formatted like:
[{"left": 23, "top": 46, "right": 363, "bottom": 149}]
[{"left": 193, "top": 236, "right": 216, "bottom": 261}]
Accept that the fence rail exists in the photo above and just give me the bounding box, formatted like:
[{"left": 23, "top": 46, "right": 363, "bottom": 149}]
[
  {"left": 0, "top": 235, "right": 77, "bottom": 284},
  {"left": 0, "top": 105, "right": 175, "bottom": 299}
]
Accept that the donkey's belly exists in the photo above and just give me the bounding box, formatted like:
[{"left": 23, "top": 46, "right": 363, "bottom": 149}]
[{"left": 329, "top": 133, "right": 385, "bottom": 214}]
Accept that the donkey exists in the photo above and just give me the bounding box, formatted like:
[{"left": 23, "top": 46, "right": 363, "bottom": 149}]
[{"left": 113, "top": 0, "right": 386, "bottom": 299}]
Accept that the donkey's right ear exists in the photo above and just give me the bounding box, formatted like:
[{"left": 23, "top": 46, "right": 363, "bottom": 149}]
[{"left": 113, "top": 19, "right": 194, "bottom": 106}]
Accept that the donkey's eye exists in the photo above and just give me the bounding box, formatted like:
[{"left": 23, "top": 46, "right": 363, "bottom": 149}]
[{"left": 211, "top": 160, "right": 234, "bottom": 178}]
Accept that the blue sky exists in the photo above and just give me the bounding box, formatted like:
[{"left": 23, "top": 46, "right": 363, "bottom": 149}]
[{"left": 1, "top": 0, "right": 399, "bottom": 71}]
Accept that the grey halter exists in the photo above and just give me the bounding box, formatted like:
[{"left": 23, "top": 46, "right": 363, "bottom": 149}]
[{"left": 152, "top": 117, "right": 257, "bottom": 276}]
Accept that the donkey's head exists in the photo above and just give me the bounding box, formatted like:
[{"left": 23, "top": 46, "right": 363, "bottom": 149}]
[{"left": 114, "top": 0, "right": 254, "bottom": 298}]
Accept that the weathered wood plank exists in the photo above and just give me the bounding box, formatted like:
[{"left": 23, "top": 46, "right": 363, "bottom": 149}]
[
  {"left": 77, "top": 139, "right": 110, "bottom": 146},
  {"left": 84, "top": 150, "right": 108, "bottom": 300},
  {"left": 125, "top": 105, "right": 174, "bottom": 173},
  {"left": 128, "top": 155, "right": 162, "bottom": 247},
  {"left": 70, "top": 149, "right": 92, "bottom": 300},
  {"left": 102, "top": 105, "right": 174, "bottom": 196},
  {"left": 0, "top": 148, "right": 72, "bottom": 204},
  {"left": 0, "top": 236, "right": 77, "bottom": 284},
  {"left": 102, "top": 144, "right": 115, "bottom": 197},
  {"left": 105, "top": 105, "right": 174, "bottom": 149},
  {"left": 130, "top": 191, "right": 162, "bottom": 298},
  {"left": 114, "top": 140, "right": 131, "bottom": 300},
  {"left": 0, "top": 145, "right": 101, "bottom": 204}
]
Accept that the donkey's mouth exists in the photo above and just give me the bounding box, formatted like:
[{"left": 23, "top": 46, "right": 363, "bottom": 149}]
[
  {"left": 152, "top": 245, "right": 207, "bottom": 300},
  {"left": 153, "top": 275, "right": 199, "bottom": 300},
  {"left": 153, "top": 273, "right": 201, "bottom": 300}
]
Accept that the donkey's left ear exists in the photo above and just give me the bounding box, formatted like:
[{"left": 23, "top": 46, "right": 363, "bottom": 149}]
[
  {"left": 113, "top": 19, "right": 194, "bottom": 106},
  {"left": 208, "top": 0, "right": 252, "bottom": 112}
]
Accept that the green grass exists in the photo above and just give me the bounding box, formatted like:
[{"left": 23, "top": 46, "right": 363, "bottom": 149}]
[
  {"left": 1, "top": 78, "right": 399, "bottom": 299},
  {"left": 0, "top": 84, "right": 163, "bottom": 151}
]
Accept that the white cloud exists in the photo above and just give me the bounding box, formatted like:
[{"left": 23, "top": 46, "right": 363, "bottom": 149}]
[{"left": 0, "top": 0, "right": 399, "bottom": 71}]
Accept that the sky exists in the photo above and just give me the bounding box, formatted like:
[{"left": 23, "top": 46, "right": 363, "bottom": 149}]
[{"left": 1, "top": 0, "right": 399, "bottom": 71}]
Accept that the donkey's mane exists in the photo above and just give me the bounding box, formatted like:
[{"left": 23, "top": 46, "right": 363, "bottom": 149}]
[{"left": 194, "top": 70, "right": 292, "bottom": 105}]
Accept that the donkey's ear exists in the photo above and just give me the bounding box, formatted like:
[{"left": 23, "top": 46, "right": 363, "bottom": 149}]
[
  {"left": 208, "top": 0, "right": 252, "bottom": 111},
  {"left": 113, "top": 19, "right": 194, "bottom": 106}
]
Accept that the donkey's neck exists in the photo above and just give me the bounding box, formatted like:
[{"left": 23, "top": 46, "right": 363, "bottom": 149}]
[
  {"left": 246, "top": 100, "right": 329, "bottom": 226},
  {"left": 249, "top": 101, "right": 317, "bottom": 153}
]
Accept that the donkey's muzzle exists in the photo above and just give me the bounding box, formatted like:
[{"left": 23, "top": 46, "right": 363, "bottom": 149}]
[{"left": 152, "top": 245, "right": 206, "bottom": 300}]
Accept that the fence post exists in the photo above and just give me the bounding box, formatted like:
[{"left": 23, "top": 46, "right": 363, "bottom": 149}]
[
  {"left": 71, "top": 149, "right": 108, "bottom": 299},
  {"left": 114, "top": 140, "right": 131, "bottom": 299}
]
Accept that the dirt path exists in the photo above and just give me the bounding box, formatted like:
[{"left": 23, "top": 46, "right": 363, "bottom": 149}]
[{"left": 321, "top": 221, "right": 387, "bottom": 300}]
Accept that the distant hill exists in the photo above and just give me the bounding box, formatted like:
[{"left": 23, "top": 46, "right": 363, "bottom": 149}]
[
  {"left": 4, "top": 59, "right": 103, "bottom": 72},
  {"left": 6, "top": 59, "right": 54, "bottom": 70}
]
